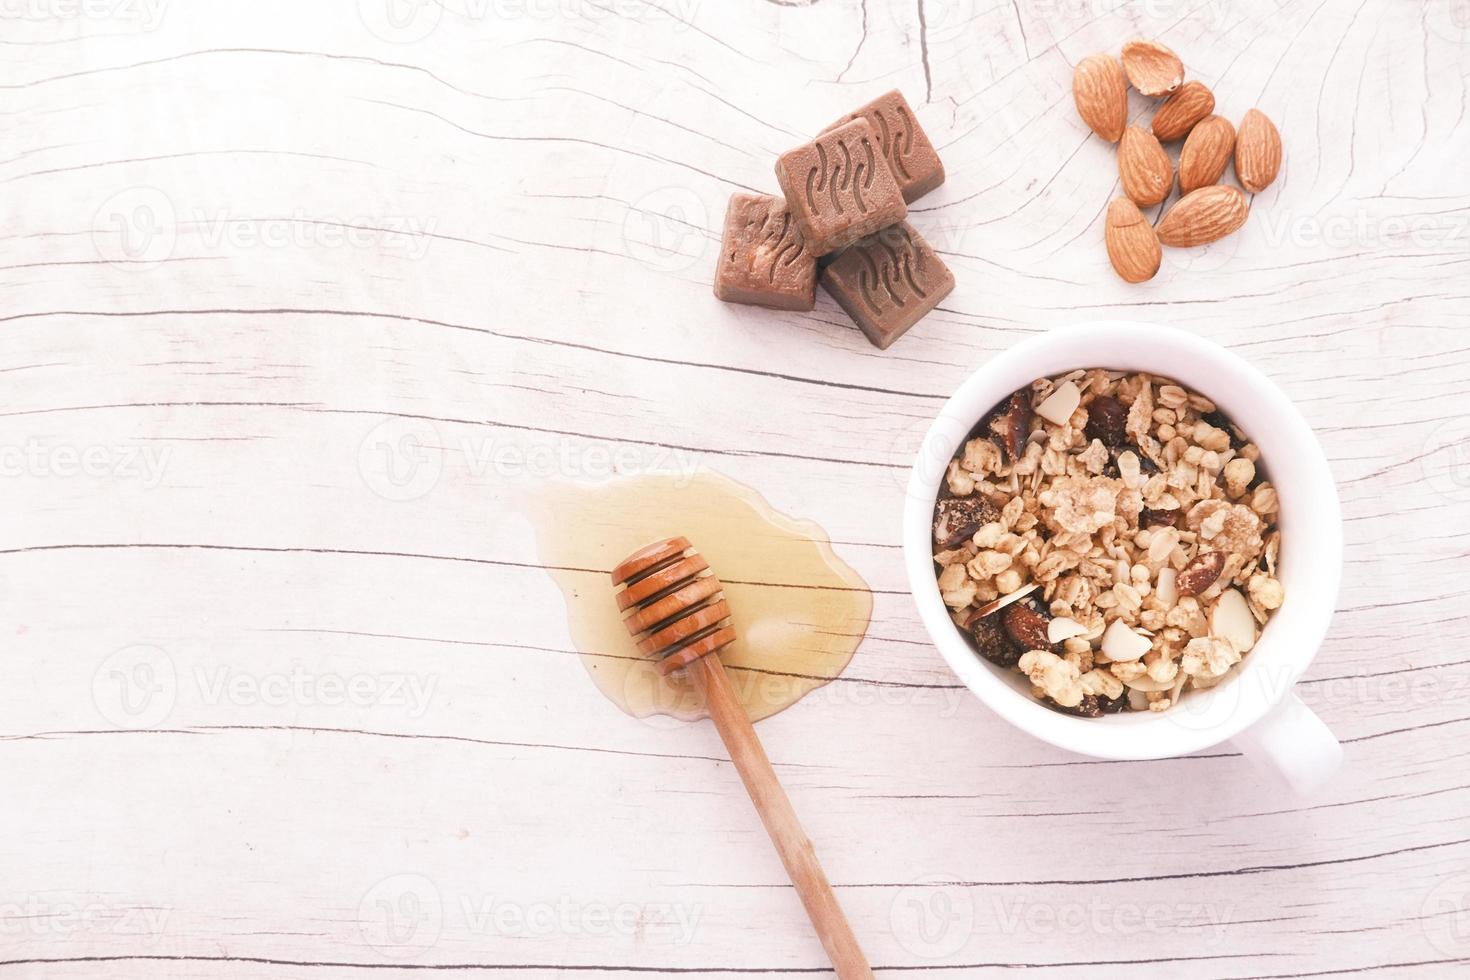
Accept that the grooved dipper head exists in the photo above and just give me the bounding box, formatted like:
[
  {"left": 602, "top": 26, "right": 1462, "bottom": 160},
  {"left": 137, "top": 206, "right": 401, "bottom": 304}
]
[{"left": 610, "top": 537, "right": 736, "bottom": 675}]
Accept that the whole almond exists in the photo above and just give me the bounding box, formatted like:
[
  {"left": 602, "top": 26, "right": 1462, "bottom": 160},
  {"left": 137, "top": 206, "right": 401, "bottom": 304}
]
[
  {"left": 1121, "top": 39, "right": 1184, "bottom": 96},
  {"left": 1073, "top": 54, "right": 1127, "bottom": 142},
  {"left": 1178, "top": 114, "right": 1235, "bottom": 193},
  {"left": 1118, "top": 126, "right": 1172, "bottom": 206},
  {"left": 1157, "top": 184, "right": 1249, "bottom": 247},
  {"left": 1105, "top": 198, "right": 1161, "bottom": 283},
  {"left": 1235, "top": 108, "right": 1282, "bottom": 193},
  {"left": 1151, "top": 81, "right": 1214, "bottom": 142},
  {"left": 1002, "top": 602, "right": 1053, "bottom": 652},
  {"left": 1177, "top": 550, "right": 1226, "bottom": 596}
]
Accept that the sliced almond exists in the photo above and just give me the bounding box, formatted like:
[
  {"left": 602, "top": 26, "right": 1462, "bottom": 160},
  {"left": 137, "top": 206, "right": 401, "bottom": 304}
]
[
  {"left": 1035, "top": 379, "right": 1081, "bottom": 426},
  {"left": 1151, "top": 81, "right": 1214, "bottom": 142},
  {"left": 1157, "top": 185, "right": 1249, "bottom": 248},
  {"left": 1073, "top": 54, "right": 1127, "bottom": 142},
  {"left": 1235, "top": 108, "right": 1282, "bottom": 193},
  {"left": 1104, "top": 198, "right": 1161, "bottom": 284},
  {"left": 1047, "top": 616, "right": 1089, "bottom": 644},
  {"left": 1210, "top": 588, "right": 1258, "bottom": 654},
  {"left": 1123, "top": 674, "right": 1174, "bottom": 693},
  {"left": 1178, "top": 114, "right": 1235, "bottom": 193},
  {"left": 1121, "top": 39, "right": 1184, "bottom": 97},
  {"left": 970, "top": 582, "right": 1039, "bottom": 620},
  {"left": 1118, "top": 126, "right": 1172, "bottom": 207},
  {"left": 1100, "top": 620, "right": 1152, "bottom": 662},
  {"left": 1155, "top": 566, "right": 1178, "bottom": 607}
]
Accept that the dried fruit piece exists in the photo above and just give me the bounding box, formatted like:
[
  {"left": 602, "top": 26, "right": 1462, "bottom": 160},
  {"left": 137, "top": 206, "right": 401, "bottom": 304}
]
[
  {"left": 1178, "top": 114, "right": 1235, "bottom": 193},
  {"left": 1055, "top": 686, "right": 1129, "bottom": 717},
  {"left": 1235, "top": 108, "right": 1282, "bottom": 193},
  {"left": 1035, "top": 379, "right": 1081, "bottom": 426},
  {"left": 933, "top": 495, "right": 1000, "bottom": 547},
  {"left": 1104, "top": 198, "right": 1162, "bottom": 284},
  {"left": 989, "top": 391, "right": 1033, "bottom": 462},
  {"left": 1157, "top": 185, "right": 1248, "bottom": 247},
  {"left": 1055, "top": 693, "right": 1103, "bottom": 717},
  {"left": 1177, "top": 550, "right": 1226, "bottom": 596},
  {"left": 1119, "top": 126, "right": 1172, "bottom": 207},
  {"left": 1002, "top": 602, "right": 1053, "bottom": 652},
  {"left": 1086, "top": 394, "right": 1131, "bottom": 446},
  {"left": 1140, "top": 507, "right": 1180, "bottom": 529},
  {"left": 1073, "top": 54, "right": 1128, "bottom": 142},
  {"left": 1121, "top": 39, "right": 1184, "bottom": 97},
  {"left": 967, "top": 612, "right": 1023, "bottom": 667},
  {"left": 1151, "top": 81, "right": 1215, "bottom": 142}
]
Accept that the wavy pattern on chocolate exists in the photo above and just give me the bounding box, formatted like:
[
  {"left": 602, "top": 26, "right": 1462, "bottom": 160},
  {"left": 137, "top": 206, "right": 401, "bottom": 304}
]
[
  {"left": 713, "top": 193, "right": 817, "bottom": 311},
  {"left": 850, "top": 224, "right": 932, "bottom": 315},
  {"left": 739, "top": 202, "right": 808, "bottom": 284},
  {"left": 870, "top": 104, "right": 916, "bottom": 183},
  {"left": 802, "top": 131, "right": 878, "bottom": 222}
]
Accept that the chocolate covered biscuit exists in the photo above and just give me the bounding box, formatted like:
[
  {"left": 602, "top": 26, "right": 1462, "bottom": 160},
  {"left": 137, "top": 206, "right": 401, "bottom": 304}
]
[
  {"left": 774, "top": 118, "right": 907, "bottom": 255},
  {"left": 822, "top": 90, "right": 944, "bottom": 203},
  {"left": 713, "top": 193, "right": 817, "bottom": 310},
  {"left": 820, "top": 221, "right": 953, "bottom": 349}
]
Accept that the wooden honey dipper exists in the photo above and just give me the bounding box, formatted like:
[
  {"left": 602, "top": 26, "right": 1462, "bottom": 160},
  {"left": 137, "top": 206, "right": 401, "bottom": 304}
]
[{"left": 612, "top": 536, "right": 873, "bottom": 980}]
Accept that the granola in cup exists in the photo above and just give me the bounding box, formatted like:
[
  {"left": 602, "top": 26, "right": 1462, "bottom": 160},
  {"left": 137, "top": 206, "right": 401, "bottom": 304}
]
[{"left": 931, "top": 369, "right": 1283, "bottom": 716}]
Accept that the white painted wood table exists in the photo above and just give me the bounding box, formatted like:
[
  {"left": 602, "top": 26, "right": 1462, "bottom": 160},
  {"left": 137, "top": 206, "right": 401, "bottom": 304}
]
[{"left": 2, "top": 1, "right": 1469, "bottom": 976}]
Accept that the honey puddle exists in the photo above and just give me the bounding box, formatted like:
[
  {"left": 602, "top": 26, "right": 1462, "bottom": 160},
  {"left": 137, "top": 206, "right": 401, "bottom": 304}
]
[{"left": 524, "top": 472, "right": 872, "bottom": 722}]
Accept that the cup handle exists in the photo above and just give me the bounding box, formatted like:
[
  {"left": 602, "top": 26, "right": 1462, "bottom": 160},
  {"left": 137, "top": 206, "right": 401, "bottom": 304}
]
[{"left": 1231, "top": 693, "right": 1342, "bottom": 796}]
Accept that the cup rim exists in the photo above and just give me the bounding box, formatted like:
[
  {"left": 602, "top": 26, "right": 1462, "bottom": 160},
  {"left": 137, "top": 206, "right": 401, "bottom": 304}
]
[{"left": 902, "top": 320, "right": 1343, "bottom": 760}]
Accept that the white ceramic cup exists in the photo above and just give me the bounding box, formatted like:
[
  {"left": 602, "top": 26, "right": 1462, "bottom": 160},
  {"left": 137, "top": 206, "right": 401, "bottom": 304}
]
[{"left": 903, "top": 321, "right": 1344, "bottom": 795}]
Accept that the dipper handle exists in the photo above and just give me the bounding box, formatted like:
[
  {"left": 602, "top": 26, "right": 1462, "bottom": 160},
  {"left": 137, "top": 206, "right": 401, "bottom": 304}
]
[
  {"left": 687, "top": 653, "right": 873, "bottom": 980},
  {"left": 611, "top": 536, "right": 873, "bottom": 978}
]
